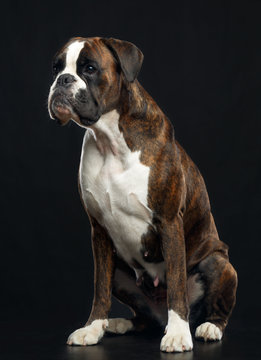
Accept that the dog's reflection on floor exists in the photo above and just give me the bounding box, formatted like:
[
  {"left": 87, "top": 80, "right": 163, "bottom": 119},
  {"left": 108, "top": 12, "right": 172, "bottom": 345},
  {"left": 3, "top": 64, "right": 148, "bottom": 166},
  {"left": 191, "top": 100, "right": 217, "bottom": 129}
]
[
  {"left": 65, "top": 336, "right": 222, "bottom": 360},
  {"left": 66, "top": 344, "right": 108, "bottom": 360}
]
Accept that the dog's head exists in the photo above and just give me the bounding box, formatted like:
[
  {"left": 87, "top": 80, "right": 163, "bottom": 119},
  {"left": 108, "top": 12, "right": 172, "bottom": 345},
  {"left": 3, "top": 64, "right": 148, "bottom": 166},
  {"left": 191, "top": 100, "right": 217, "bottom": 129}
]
[{"left": 48, "top": 37, "right": 143, "bottom": 127}]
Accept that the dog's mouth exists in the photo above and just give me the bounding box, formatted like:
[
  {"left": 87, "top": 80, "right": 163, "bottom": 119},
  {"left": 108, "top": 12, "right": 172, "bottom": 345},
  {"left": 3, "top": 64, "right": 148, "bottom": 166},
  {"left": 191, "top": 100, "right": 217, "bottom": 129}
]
[
  {"left": 50, "top": 93, "right": 75, "bottom": 126},
  {"left": 50, "top": 92, "right": 100, "bottom": 127}
]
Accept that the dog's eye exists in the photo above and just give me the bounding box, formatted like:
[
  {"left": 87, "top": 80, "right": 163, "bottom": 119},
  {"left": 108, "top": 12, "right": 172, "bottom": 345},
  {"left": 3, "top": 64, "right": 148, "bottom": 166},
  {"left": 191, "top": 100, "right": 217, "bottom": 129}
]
[
  {"left": 84, "top": 65, "right": 97, "bottom": 75},
  {"left": 52, "top": 63, "right": 60, "bottom": 77}
]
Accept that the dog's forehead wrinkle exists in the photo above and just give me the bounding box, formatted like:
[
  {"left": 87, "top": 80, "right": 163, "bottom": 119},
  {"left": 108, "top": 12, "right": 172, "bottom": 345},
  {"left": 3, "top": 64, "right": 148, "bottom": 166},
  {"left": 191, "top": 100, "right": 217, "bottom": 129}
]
[
  {"left": 58, "top": 38, "right": 114, "bottom": 71},
  {"left": 82, "top": 39, "right": 115, "bottom": 64}
]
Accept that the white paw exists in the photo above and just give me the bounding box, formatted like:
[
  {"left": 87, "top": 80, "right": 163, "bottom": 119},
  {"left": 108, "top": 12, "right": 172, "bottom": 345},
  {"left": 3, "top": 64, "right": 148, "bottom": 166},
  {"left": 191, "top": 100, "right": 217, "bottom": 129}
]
[
  {"left": 107, "top": 318, "right": 134, "bottom": 334},
  {"left": 67, "top": 319, "right": 108, "bottom": 346},
  {"left": 160, "top": 331, "right": 193, "bottom": 352},
  {"left": 195, "top": 322, "right": 222, "bottom": 342},
  {"left": 160, "top": 310, "right": 193, "bottom": 353}
]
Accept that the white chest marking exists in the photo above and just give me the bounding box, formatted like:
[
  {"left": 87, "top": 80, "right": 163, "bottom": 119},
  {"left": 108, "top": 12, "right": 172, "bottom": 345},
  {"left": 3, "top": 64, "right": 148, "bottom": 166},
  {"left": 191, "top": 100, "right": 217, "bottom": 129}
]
[{"left": 79, "top": 109, "right": 165, "bottom": 281}]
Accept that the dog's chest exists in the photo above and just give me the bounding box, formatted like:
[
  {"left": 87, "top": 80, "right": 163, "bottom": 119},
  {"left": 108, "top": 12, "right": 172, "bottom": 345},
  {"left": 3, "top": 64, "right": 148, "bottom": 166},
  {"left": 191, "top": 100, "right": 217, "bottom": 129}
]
[{"left": 79, "top": 111, "right": 165, "bottom": 281}]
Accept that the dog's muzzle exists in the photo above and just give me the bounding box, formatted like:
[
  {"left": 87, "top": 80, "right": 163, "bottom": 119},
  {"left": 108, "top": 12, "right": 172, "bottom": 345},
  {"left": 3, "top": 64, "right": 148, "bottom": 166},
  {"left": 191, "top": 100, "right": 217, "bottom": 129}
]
[
  {"left": 49, "top": 77, "right": 77, "bottom": 126},
  {"left": 49, "top": 73, "right": 100, "bottom": 127}
]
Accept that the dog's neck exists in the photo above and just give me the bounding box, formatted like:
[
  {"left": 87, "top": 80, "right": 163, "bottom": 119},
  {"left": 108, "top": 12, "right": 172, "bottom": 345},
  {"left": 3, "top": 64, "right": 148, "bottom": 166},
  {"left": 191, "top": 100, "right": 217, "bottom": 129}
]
[
  {"left": 121, "top": 80, "right": 164, "bottom": 121},
  {"left": 89, "top": 110, "right": 125, "bottom": 158},
  {"left": 87, "top": 81, "right": 173, "bottom": 160}
]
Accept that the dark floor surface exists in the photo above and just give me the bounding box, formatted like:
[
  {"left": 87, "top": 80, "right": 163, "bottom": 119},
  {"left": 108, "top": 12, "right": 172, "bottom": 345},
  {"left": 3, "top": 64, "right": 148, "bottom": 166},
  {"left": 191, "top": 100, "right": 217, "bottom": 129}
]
[{"left": 1, "top": 316, "right": 260, "bottom": 360}]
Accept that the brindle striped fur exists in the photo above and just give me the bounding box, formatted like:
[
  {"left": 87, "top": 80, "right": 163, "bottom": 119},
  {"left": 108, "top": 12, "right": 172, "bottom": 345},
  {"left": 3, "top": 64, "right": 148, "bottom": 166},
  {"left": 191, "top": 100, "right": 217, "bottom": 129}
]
[{"left": 55, "top": 37, "right": 237, "bottom": 336}]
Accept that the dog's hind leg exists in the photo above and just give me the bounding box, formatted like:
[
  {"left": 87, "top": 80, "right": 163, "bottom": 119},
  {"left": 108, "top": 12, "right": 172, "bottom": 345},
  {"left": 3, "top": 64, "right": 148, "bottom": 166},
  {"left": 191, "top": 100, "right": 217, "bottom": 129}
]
[
  {"left": 106, "top": 264, "right": 167, "bottom": 334},
  {"left": 107, "top": 318, "right": 135, "bottom": 334},
  {"left": 194, "top": 253, "right": 237, "bottom": 342}
]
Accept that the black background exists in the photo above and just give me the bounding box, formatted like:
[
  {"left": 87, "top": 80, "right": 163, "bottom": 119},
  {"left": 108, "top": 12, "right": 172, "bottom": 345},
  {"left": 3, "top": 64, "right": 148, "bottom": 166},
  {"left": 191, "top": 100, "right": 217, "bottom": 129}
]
[{"left": 1, "top": 0, "right": 261, "bottom": 359}]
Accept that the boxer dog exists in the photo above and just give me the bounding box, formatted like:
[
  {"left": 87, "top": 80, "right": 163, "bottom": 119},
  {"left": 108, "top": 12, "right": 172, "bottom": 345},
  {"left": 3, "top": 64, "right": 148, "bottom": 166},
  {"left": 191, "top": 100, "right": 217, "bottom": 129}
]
[{"left": 48, "top": 37, "right": 237, "bottom": 352}]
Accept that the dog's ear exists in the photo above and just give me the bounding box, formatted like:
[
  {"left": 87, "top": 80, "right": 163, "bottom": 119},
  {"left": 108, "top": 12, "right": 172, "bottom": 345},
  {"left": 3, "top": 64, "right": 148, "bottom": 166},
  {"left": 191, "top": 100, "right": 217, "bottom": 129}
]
[{"left": 102, "top": 38, "right": 144, "bottom": 82}]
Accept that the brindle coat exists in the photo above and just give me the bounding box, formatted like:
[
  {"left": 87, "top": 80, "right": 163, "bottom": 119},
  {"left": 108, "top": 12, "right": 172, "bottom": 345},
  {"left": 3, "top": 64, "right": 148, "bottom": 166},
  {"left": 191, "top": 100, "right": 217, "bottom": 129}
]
[{"left": 52, "top": 37, "right": 238, "bottom": 337}]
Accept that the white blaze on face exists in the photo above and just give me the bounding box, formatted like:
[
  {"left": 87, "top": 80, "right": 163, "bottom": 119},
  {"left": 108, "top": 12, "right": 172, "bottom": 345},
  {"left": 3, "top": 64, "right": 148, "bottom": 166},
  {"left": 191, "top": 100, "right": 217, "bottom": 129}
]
[
  {"left": 60, "top": 41, "right": 87, "bottom": 93},
  {"left": 48, "top": 40, "right": 87, "bottom": 118}
]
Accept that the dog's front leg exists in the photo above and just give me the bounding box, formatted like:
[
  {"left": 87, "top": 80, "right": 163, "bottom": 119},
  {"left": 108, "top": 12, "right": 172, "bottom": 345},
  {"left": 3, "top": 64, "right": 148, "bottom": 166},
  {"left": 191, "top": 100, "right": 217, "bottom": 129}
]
[
  {"left": 67, "top": 216, "right": 114, "bottom": 346},
  {"left": 159, "top": 216, "right": 193, "bottom": 353}
]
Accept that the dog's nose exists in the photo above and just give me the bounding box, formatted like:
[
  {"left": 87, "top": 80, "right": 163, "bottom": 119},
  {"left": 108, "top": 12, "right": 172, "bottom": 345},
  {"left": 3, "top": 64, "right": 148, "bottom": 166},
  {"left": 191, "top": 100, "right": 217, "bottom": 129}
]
[{"left": 56, "top": 73, "right": 76, "bottom": 87}]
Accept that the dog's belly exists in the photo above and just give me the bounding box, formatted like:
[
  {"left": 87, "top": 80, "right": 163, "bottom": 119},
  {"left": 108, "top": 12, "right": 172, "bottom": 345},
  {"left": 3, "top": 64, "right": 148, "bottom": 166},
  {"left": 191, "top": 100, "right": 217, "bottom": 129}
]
[{"left": 79, "top": 123, "right": 165, "bottom": 282}]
